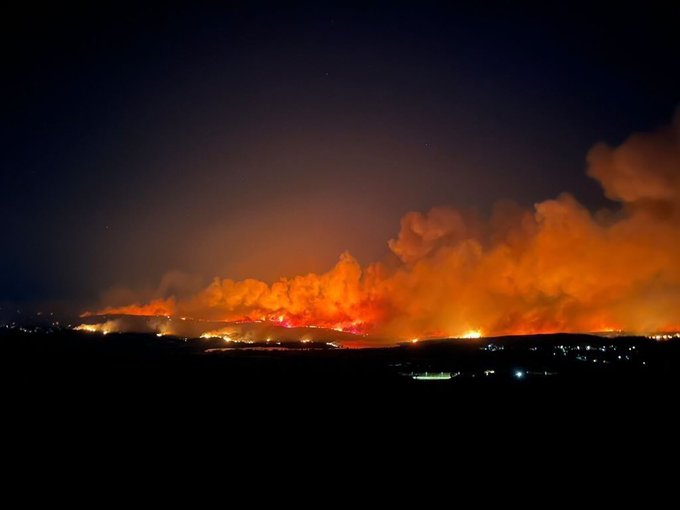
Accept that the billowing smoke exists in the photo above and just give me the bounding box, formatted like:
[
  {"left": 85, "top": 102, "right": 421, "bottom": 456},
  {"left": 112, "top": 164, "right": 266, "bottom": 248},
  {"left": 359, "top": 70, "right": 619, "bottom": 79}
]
[{"left": 85, "top": 113, "right": 680, "bottom": 341}]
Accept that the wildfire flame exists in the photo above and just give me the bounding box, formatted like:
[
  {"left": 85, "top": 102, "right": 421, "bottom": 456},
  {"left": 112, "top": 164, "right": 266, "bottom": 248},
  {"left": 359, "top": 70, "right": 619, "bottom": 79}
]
[
  {"left": 83, "top": 114, "right": 680, "bottom": 343},
  {"left": 74, "top": 320, "right": 120, "bottom": 335}
]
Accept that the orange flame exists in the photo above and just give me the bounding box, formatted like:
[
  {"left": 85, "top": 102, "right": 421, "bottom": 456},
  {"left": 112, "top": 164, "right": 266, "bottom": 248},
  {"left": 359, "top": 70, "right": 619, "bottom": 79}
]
[{"left": 85, "top": 113, "right": 680, "bottom": 342}]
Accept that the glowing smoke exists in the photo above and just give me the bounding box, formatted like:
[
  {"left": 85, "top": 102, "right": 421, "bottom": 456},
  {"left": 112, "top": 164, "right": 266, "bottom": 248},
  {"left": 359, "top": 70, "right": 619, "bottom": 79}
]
[{"left": 85, "top": 113, "right": 680, "bottom": 341}]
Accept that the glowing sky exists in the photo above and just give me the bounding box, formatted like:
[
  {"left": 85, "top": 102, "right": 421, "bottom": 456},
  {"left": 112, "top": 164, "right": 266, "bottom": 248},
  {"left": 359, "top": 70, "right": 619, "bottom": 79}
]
[{"left": 2, "top": 3, "right": 679, "bottom": 318}]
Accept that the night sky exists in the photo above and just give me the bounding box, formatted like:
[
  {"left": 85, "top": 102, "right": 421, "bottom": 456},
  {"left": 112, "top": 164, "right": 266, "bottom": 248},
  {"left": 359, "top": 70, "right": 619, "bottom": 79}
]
[{"left": 3, "top": 2, "right": 679, "bottom": 311}]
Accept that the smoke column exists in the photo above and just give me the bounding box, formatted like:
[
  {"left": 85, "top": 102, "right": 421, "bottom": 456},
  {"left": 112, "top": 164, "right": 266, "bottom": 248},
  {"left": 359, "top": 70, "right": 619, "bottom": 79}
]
[{"left": 88, "top": 113, "right": 680, "bottom": 341}]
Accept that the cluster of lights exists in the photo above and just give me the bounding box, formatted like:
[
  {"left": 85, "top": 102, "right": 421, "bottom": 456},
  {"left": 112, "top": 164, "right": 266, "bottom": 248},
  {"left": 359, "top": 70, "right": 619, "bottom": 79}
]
[
  {"left": 411, "top": 372, "right": 453, "bottom": 380},
  {"left": 481, "top": 343, "right": 504, "bottom": 351},
  {"left": 1, "top": 324, "right": 63, "bottom": 334},
  {"left": 648, "top": 333, "right": 680, "bottom": 341},
  {"left": 405, "top": 368, "right": 557, "bottom": 380}
]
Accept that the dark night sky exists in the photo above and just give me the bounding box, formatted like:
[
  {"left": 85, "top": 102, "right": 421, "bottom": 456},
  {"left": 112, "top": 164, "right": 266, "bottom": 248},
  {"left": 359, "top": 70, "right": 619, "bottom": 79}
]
[{"left": 2, "top": 1, "right": 679, "bottom": 309}]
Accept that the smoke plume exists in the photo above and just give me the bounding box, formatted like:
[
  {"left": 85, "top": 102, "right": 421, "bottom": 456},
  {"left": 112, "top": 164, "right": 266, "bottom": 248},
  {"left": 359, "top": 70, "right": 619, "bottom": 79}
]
[{"left": 85, "top": 113, "right": 680, "bottom": 341}]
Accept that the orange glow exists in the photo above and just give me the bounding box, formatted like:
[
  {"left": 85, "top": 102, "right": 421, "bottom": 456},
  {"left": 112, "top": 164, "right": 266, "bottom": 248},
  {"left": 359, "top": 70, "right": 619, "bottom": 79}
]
[
  {"left": 84, "top": 115, "right": 680, "bottom": 344},
  {"left": 82, "top": 298, "right": 176, "bottom": 318},
  {"left": 75, "top": 324, "right": 100, "bottom": 333},
  {"left": 74, "top": 320, "right": 121, "bottom": 335}
]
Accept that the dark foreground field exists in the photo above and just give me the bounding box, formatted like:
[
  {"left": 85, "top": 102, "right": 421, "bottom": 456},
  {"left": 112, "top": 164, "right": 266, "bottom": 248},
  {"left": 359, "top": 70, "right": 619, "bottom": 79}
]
[
  {"left": 4, "top": 329, "right": 680, "bottom": 416},
  {"left": 5, "top": 330, "right": 680, "bottom": 468}
]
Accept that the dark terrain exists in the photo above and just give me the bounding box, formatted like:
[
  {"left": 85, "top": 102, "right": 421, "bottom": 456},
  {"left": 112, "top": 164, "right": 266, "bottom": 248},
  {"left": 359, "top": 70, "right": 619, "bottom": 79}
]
[{"left": 4, "top": 328, "right": 679, "bottom": 412}]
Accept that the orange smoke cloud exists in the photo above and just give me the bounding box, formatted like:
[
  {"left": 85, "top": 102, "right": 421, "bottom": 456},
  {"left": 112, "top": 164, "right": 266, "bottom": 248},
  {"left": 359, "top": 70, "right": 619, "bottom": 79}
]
[
  {"left": 88, "top": 113, "right": 680, "bottom": 341},
  {"left": 84, "top": 298, "right": 176, "bottom": 318}
]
